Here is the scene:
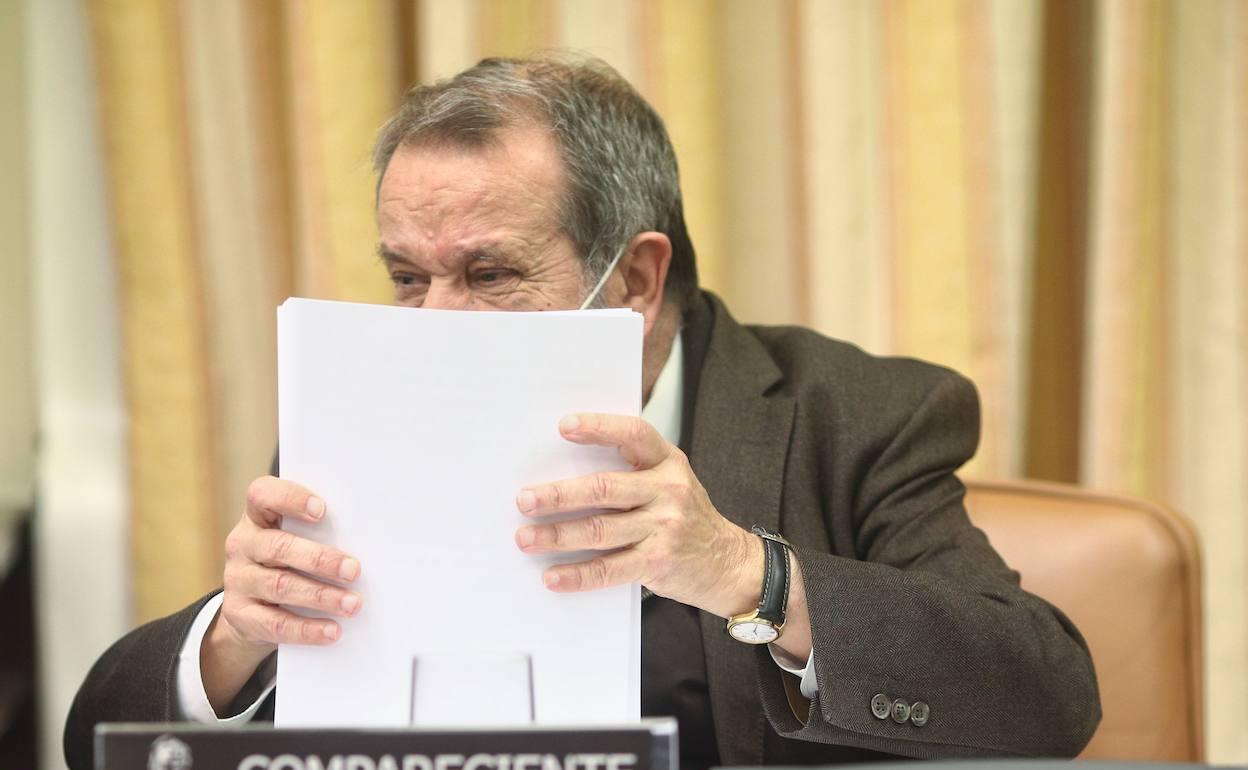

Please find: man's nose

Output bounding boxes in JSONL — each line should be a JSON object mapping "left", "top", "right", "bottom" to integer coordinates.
{"left": 422, "top": 281, "right": 474, "bottom": 310}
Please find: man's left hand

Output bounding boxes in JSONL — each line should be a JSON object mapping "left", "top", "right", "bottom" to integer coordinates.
{"left": 514, "top": 413, "right": 764, "bottom": 619}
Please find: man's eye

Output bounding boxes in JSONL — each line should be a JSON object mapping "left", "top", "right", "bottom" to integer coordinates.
{"left": 390, "top": 273, "right": 419, "bottom": 286}
{"left": 474, "top": 269, "right": 517, "bottom": 285}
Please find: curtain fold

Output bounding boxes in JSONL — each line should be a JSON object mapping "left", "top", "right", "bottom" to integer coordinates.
{"left": 81, "top": 0, "right": 1247, "bottom": 760}
{"left": 90, "top": 0, "right": 222, "bottom": 620}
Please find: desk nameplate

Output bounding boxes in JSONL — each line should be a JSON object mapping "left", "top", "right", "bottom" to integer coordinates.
{"left": 95, "top": 719, "right": 677, "bottom": 770}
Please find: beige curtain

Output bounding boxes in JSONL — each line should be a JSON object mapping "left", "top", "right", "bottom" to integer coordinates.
{"left": 85, "top": 0, "right": 1247, "bottom": 760}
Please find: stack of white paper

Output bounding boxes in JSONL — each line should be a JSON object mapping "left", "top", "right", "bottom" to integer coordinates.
{"left": 274, "top": 298, "right": 643, "bottom": 728}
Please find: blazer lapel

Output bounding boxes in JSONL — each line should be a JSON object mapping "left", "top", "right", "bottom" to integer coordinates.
{"left": 681, "top": 294, "right": 796, "bottom": 766}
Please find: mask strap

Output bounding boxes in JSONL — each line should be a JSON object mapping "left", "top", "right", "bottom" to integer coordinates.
{"left": 578, "top": 246, "right": 628, "bottom": 310}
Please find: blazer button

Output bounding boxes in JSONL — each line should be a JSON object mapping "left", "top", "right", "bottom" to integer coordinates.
{"left": 910, "top": 701, "right": 930, "bottom": 727}
{"left": 891, "top": 698, "right": 911, "bottom": 724}
{"left": 871, "top": 693, "right": 891, "bottom": 720}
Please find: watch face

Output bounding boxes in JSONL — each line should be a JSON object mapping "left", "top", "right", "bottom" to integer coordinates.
{"left": 729, "top": 620, "right": 778, "bottom": 644}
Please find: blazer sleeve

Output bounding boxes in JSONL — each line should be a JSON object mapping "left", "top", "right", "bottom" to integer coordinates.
{"left": 62, "top": 591, "right": 220, "bottom": 770}
{"left": 755, "top": 372, "right": 1101, "bottom": 758}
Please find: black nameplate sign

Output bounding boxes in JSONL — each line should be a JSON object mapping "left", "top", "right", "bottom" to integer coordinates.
{"left": 96, "top": 720, "right": 677, "bottom": 770}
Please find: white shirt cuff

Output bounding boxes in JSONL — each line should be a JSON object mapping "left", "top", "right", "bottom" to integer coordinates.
{"left": 768, "top": 645, "right": 819, "bottom": 699}
{"left": 176, "top": 592, "right": 275, "bottom": 724}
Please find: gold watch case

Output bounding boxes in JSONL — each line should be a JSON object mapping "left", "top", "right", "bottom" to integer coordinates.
{"left": 726, "top": 608, "right": 783, "bottom": 644}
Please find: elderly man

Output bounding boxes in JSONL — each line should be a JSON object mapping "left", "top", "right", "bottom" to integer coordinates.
{"left": 64, "top": 55, "right": 1099, "bottom": 769}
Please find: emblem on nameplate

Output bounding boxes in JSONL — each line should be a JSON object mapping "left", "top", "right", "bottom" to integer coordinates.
{"left": 147, "top": 734, "right": 193, "bottom": 770}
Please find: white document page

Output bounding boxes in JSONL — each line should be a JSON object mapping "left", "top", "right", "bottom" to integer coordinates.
{"left": 275, "top": 298, "right": 643, "bottom": 728}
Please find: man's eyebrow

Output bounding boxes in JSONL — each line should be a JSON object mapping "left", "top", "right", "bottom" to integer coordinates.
{"left": 375, "top": 244, "right": 411, "bottom": 265}
{"left": 374, "top": 243, "right": 524, "bottom": 265}
{"left": 465, "top": 247, "right": 507, "bottom": 262}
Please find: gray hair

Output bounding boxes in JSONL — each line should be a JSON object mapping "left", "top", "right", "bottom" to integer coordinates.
{"left": 372, "top": 54, "right": 698, "bottom": 306}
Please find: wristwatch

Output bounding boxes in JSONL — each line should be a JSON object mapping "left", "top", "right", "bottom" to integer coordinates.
{"left": 726, "top": 526, "right": 792, "bottom": 644}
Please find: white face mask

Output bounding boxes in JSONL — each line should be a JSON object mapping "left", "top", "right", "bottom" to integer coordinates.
{"left": 577, "top": 246, "right": 628, "bottom": 310}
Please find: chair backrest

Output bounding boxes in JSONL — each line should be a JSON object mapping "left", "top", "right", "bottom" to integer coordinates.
{"left": 964, "top": 479, "right": 1204, "bottom": 762}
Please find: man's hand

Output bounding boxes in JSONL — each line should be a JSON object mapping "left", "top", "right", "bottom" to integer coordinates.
{"left": 514, "top": 414, "right": 765, "bottom": 619}
{"left": 201, "top": 476, "right": 361, "bottom": 713}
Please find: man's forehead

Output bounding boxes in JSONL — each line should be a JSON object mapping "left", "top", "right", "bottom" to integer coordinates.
{"left": 373, "top": 123, "right": 572, "bottom": 270}
{"left": 374, "top": 182, "right": 561, "bottom": 245}
{"left": 379, "top": 144, "right": 562, "bottom": 224}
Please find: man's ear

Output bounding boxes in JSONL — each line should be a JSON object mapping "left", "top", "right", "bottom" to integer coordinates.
{"left": 617, "top": 231, "right": 672, "bottom": 336}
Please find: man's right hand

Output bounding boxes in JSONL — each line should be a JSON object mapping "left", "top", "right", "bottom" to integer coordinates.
{"left": 200, "top": 476, "right": 362, "bottom": 714}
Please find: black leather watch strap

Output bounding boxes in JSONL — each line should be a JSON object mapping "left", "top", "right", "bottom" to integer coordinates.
{"left": 751, "top": 525, "right": 791, "bottom": 625}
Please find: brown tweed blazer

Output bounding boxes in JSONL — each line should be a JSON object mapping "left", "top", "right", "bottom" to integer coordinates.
{"left": 63, "top": 291, "right": 1100, "bottom": 769}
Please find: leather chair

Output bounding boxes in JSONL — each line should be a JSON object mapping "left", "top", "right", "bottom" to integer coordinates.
{"left": 964, "top": 480, "right": 1204, "bottom": 761}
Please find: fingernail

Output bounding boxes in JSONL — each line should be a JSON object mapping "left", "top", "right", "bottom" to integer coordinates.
{"left": 323, "top": 624, "right": 339, "bottom": 641}
{"left": 559, "top": 415, "right": 580, "bottom": 433}
{"left": 543, "top": 572, "right": 560, "bottom": 589}
{"left": 339, "top": 558, "right": 360, "bottom": 581}
{"left": 306, "top": 497, "right": 326, "bottom": 520}
{"left": 341, "top": 593, "right": 360, "bottom": 614}
{"left": 516, "top": 527, "right": 535, "bottom": 549}
{"left": 516, "top": 490, "right": 536, "bottom": 513}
